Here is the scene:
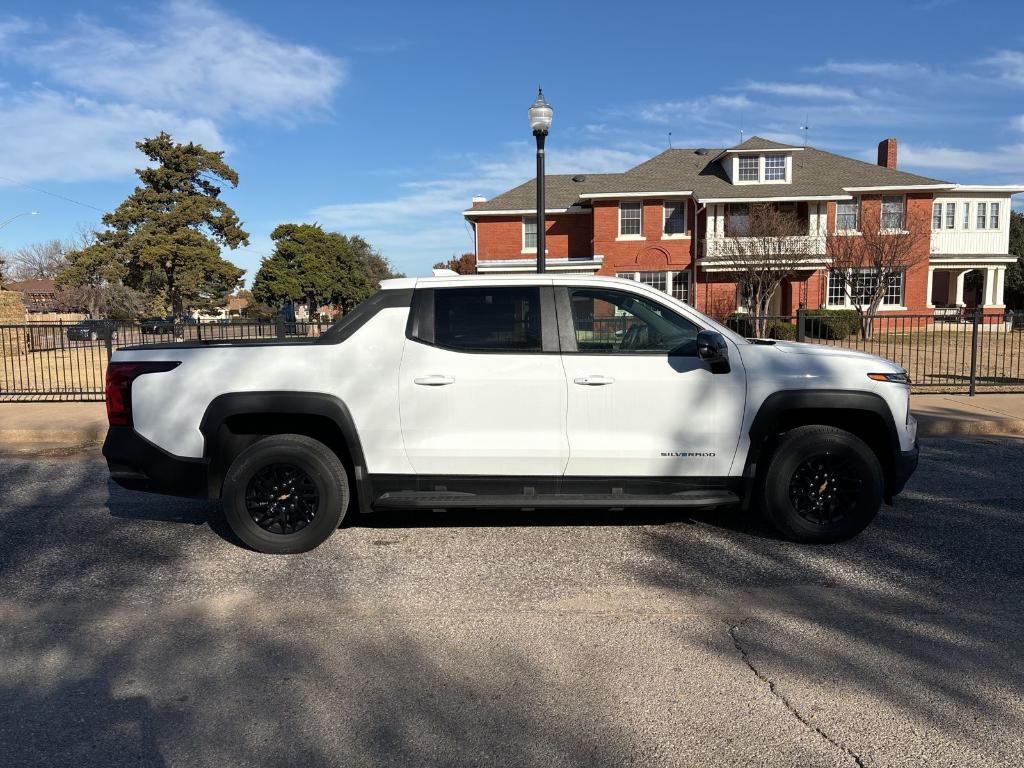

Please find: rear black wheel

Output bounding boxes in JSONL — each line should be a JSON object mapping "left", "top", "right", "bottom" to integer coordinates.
{"left": 222, "top": 434, "right": 348, "bottom": 554}
{"left": 761, "top": 425, "right": 883, "bottom": 543}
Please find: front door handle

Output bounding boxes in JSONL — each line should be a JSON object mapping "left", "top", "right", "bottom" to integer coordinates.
{"left": 574, "top": 375, "right": 615, "bottom": 386}
{"left": 414, "top": 375, "right": 455, "bottom": 386}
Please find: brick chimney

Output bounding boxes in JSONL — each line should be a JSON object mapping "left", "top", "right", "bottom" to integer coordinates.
{"left": 877, "top": 138, "right": 898, "bottom": 169}
{"left": 471, "top": 195, "right": 486, "bottom": 207}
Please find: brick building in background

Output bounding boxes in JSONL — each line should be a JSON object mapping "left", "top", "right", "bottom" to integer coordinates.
{"left": 464, "top": 137, "right": 1021, "bottom": 320}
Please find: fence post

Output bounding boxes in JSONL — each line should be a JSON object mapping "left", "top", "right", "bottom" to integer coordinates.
{"left": 196, "top": 320, "right": 202, "bottom": 342}
{"left": 796, "top": 304, "right": 806, "bottom": 343}
{"left": 276, "top": 316, "right": 286, "bottom": 340}
{"left": 104, "top": 327, "right": 113, "bottom": 359}
{"left": 969, "top": 306, "right": 980, "bottom": 397}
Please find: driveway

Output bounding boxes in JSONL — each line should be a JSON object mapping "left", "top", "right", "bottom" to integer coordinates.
{"left": 1, "top": 437, "right": 1022, "bottom": 767}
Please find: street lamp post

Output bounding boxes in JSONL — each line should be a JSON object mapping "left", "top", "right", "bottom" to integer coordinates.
{"left": 0, "top": 211, "right": 39, "bottom": 230}
{"left": 528, "top": 89, "right": 553, "bottom": 273}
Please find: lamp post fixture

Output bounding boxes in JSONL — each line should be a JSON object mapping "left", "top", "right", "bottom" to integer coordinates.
{"left": 528, "top": 89, "right": 553, "bottom": 273}
{"left": 0, "top": 211, "right": 39, "bottom": 230}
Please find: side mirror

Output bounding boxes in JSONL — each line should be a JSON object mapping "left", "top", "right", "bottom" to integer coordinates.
{"left": 697, "top": 330, "right": 730, "bottom": 374}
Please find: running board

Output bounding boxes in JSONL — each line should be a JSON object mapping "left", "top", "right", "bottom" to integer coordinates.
{"left": 372, "top": 490, "right": 739, "bottom": 511}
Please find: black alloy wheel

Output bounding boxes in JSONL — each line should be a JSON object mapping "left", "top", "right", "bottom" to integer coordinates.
{"left": 787, "top": 453, "right": 862, "bottom": 525}
{"left": 244, "top": 463, "right": 320, "bottom": 534}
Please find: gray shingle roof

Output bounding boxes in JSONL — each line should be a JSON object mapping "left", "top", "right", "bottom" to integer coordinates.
{"left": 466, "top": 136, "right": 951, "bottom": 214}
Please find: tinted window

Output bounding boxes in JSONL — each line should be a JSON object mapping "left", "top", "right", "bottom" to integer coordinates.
{"left": 568, "top": 287, "right": 698, "bottom": 354}
{"left": 433, "top": 287, "right": 542, "bottom": 352}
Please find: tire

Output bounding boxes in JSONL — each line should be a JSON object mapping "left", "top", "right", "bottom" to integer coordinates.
{"left": 222, "top": 434, "right": 349, "bottom": 554}
{"left": 760, "top": 425, "right": 883, "bottom": 544}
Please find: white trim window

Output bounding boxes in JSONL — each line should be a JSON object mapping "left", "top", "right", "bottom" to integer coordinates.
{"left": 671, "top": 271, "right": 691, "bottom": 304}
{"left": 977, "top": 202, "right": 987, "bottom": 229}
{"left": 990, "top": 202, "right": 1000, "bottom": 229}
{"left": 945, "top": 201, "right": 956, "bottom": 229}
{"left": 738, "top": 156, "right": 759, "bottom": 182}
{"left": 638, "top": 271, "right": 666, "bottom": 292}
{"left": 881, "top": 196, "right": 905, "bottom": 230}
{"left": 827, "top": 268, "right": 904, "bottom": 308}
{"left": 837, "top": 199, "right": 860, "bottom": 231}
{"left": 932, "top": 201, "right": 942, "bottom": 230}
{"left": 663, "top": 201, "right": 687, "bottom": 237}
{"left": 764, "top": 154, "right": 786, "bottom": 181}
{"left": 725, "top": 203, "right": 751, "bottom": 236}
{"left": 962, "top": 201, "right": 971, "bottom": 229}
{"left": 522, "top": 216, "right": 537, "bottom": 251}
{"left": 619, "top": 202, "right": 642, "bottom": 236}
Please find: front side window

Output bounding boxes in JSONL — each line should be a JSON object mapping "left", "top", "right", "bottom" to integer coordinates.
{"left": 827, "top": 269, "right": 903, "bottom": 306}
{"left": 738, "top": 156, "right": 759, "bottom": 182}
{"left": 837, "top": 200, "right": 860, "bottom": 231}
{"left": 567, "top": 287, "right": 699, "bottom": 354}
{"left": 522, "top": 216, "right": 537, "bottom": 250}
{"left": 963, "top": 201, "right": 971, "bottom": 229}
{"left": 663, "top": 202, "right": 686, "bottom": 235}
{"left": 884, "top": 271, "right": 904, "bottom": 305}
{"left": 764, "top": 155, "right": 786, "bottom": 181}
{"left": 990, "top": 202, "right": 1000, "bottom": 229}
{"left": 725, "top": 203, "right": 751, "bottom": 236}
{"left": 881, "top": 196, "right": 905, "bottom": 230}
{"left": 432, "top": 286, "right": 542, "bottom": 352}
{"left": 945, "top": 202, "right": 956, "bottom": 229}
{"left": 977, "top": 202, "right": 987, "bottom": 229}
{"left": 932, "top": 202, "right": 942, "bottom": 230}
{"left": 827, "top": 270, "right": 847, "bottom": 305}
{"left": 672, "top": 271, "right": 691, "bottom": 304}
{"left": 619, "top": 202, "right": 642, "bottom": 236}
{"left": 638, "top": 271, "right": 666, "bottom": 292}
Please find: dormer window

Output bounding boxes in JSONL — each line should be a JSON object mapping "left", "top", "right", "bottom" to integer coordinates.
{"left": 738, "top": 156, "right": 758, "bottom": 182}
{"left": 764, "top": 155, "right": 786, "bottom": 181}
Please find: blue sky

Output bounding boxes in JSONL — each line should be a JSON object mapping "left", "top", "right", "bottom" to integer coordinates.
{"left": 1, "top": 0, "right": 1023, "bottom": 281}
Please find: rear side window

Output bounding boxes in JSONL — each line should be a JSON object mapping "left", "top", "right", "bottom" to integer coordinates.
{"left": 427, "top": 286, "right": 543, "bottom": 352}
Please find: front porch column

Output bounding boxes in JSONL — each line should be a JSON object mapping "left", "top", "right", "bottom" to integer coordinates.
{"left": 926, "top": 266, "right": 935, "bottom": 307}
{"left": 995, "top": 267, "right": 1007, "bottom": 306}
{"left": 982, "top": 267, "right": 997, "bottom": 306}
{"left": 952, "top": 269, "right": 967, "bottom": 306}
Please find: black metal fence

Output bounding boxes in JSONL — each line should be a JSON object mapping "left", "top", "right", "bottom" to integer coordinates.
{"left": 0, "top": 318, "right": 330, "bottom": 401}
{"left": 2, "top": 311, "right": 1023, "bottom": 401}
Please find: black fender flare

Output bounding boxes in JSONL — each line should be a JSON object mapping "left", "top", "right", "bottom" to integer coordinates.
{"left": 745, "top": 389, "right": 902, "bottom": 493}
{"left": 199, "top": 391, "right": 372, "bottom": 512}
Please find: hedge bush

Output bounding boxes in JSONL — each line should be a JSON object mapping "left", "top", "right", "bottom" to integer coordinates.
{"left": 804, "top": 309, "right": 860, "bottom": 340}
{"left": 725, "top": 314, "right": 797, "bottom": 340}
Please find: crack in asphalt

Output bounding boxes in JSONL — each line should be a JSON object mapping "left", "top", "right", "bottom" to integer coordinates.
{"left": 728, "top": 619, "right": 866, "bottom": 768}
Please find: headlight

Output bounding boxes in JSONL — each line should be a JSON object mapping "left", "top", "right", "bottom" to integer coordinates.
{"left": 868, "top": 371, "right": 911, "bottom": 384}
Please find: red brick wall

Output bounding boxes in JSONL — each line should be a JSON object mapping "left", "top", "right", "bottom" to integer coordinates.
{"left": 474, "top": 213, "right": 592, "bottom": 261}
{"left": 592, "top": 199, "right": 696, "bottom": 275}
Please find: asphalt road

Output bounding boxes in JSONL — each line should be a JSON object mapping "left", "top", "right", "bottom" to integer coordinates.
{"left": 1, "top": 437, "right": 1022, "bottom": 767}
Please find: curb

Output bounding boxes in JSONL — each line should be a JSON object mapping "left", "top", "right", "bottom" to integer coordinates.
{"left": 914, "top": 416, "right": 1024, "bottom": 438}
{"left": 0, "top": 427, "right": 106, "bottom": 445}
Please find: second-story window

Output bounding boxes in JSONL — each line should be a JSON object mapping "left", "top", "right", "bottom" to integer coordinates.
{"left": 619, "top": 201, "right": 642, "bottom": 236}
{"left": 725, "top": 203, "right": 751, "bottom": 236}
{"left": 977, "top": 202, "right": 987, "bottom": 229}
{"left": 881, "top": 196, "right": 905, "bottom": 230}
{"left": 738, "top": 156, "right": 759, "bottom": 181}
{"left": 990, "top": 202, "right": 1000, "bottom": 229}
{"left": 932, "top": 202, "right": 941, "bottom": 230}
{"left": 963, "top": 201, "right": 971, "bottom": 229}
{"left": 663, "top": 201, "right": 686, "bottom": 236}
{"left": 522, "top": 216, "right": 537, "bottom": 250}
{"left": 764, "top": 155, "right": 786, "bottom": 181}
{"left": 837, "top": 200, "right": 860, "bottom": 231}
{"left": 945, "top": 202, "right": 956, "bottom": 229}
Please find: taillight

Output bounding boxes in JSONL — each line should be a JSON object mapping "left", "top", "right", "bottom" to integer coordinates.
{"left": 105, "top": 362, "right": 180, "bottom": 427}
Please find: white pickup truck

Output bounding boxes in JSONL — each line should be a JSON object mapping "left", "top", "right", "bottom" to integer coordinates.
{"left": 103, "top": 274, "right": 918, "bottom": 554}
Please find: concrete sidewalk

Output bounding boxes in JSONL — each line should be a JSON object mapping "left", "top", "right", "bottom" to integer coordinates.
{"left": 1, "top": 395, "right": 1023, "bottom": 454}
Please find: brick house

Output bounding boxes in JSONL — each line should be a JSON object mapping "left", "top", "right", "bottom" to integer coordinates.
{"left": 464, "top": 137, "right": 1021, "bottom": 321}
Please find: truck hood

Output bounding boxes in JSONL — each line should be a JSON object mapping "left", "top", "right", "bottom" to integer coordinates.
{"left": 768, "top": 340, "right": 902, "bottom": 371}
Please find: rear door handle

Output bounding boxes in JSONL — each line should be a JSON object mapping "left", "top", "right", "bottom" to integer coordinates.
{"left": 573, "top": 375, "right": 615, "bottom": 386}
{"left": 414, "top": 375, "right": 455, "bottom": 386}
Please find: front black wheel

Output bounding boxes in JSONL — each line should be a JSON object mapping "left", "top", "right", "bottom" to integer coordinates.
{"left": 222, "top": 434, "right": 349, "bottom": 554}
{"left": 761, "top": 425, "right": 883, "bottom": 543}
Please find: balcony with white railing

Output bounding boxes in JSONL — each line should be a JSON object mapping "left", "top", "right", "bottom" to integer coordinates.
{"left": 700, "top": 234, "right": 827, "bottom": 269}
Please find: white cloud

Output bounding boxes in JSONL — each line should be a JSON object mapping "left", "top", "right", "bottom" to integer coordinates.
{"left": 814, "top": 60, "right": 930, "bottom": 79}
{"left": 0, "top": 89, "right": 224, "bottom": 184}
{"left": 639, "top": 95, "right": 752, "bottom": 126}
{"left": 19, "top": 1, "right": 344, "bottom": 120}
{"left": 981, "top": 50, "right": 1024, "bottom": 87}
{"left": 900, "top": 142, "right": 1024, "bottom": 174}
{"left": 742, "top": 82, "right": 860, "bottom": 101}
